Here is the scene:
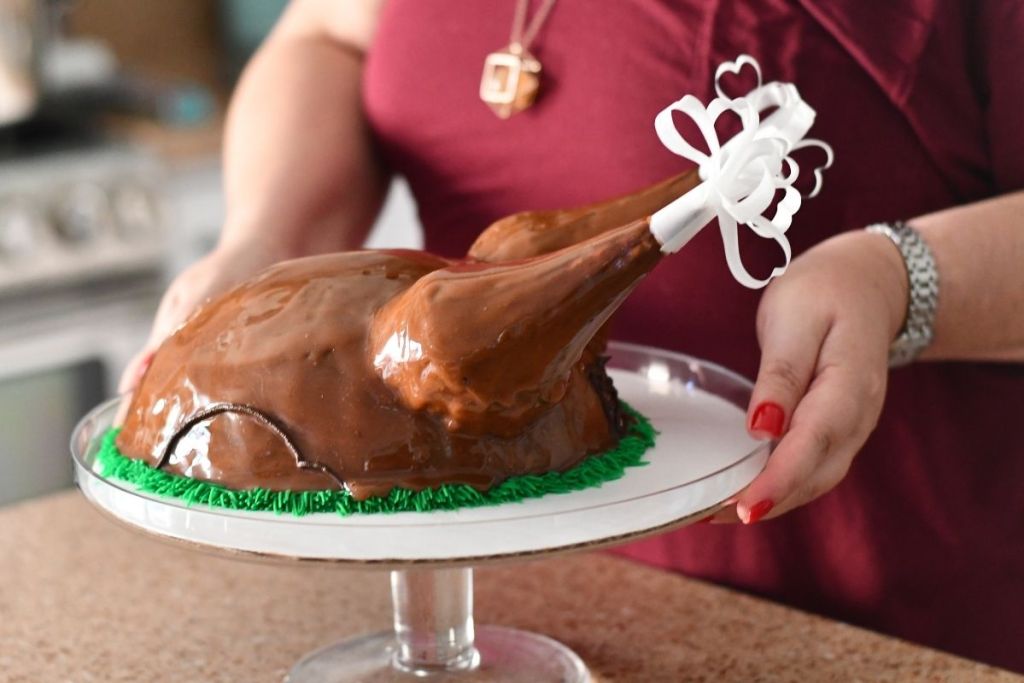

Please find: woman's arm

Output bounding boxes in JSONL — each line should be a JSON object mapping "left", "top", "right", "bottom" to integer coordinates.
{"left": 221, "top": 0, "right": 388, "bottom": 257}
{"left": 715, "top": 190, "right": 1024, "bottom": 524}
{"left": 119, "top": 0, "right": 387, "bottom": 391}
{"left": 916, "top": 191, "right": 1024, "bottom": 362}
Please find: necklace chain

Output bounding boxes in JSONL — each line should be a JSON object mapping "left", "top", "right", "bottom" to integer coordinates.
{"left": 479, "top": 0, "right": 558, "bottom": 118}
{"left": 510, "top": 0, "right": 558, "bottom": 51}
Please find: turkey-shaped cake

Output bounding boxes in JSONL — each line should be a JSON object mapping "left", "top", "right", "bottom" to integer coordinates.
{"left": 111, "top": 54, "right": 831, "bottom": 508}
{"left": 116, "top": 172, "right": 699, "bottom": 500}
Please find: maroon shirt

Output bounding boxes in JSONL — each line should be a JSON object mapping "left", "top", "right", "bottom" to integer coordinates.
{"left": 363, "top": 0, "right": 1024, "bottom": 670}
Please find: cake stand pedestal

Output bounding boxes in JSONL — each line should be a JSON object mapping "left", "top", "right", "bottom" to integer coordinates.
{"left": 71, "top": 342, "right": 770, "bottom": 682}
{"left": 288, "top": 567, "right": 586, "bottom": 682}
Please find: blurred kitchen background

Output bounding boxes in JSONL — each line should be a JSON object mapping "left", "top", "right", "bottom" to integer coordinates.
{"left": 0, "top": 0, "right": 421, "bottom": 506}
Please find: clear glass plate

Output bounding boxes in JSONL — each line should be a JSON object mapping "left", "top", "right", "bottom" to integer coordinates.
{"left": 71, "top": 341, "right": 769, "bottom": 566}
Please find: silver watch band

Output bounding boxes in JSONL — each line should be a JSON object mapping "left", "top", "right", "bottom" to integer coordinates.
{"left": 865, "top": 221, "right": 939, "bottom": 367}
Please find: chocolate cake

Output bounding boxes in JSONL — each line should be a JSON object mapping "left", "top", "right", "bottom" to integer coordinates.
{"left": 115, "top": 171, "right": 699, "bottom": 501}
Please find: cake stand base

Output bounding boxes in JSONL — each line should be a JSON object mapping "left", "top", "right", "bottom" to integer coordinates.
{"left": 286, "top": 568, "right": 588, "bottom": 682}
{"left": 286, "top": 627, "right": 587, "bottom": 683}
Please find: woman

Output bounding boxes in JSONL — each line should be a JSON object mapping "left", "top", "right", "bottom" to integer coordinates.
{"left": 122, "top": 0, "right": 1024, "bottom": 670}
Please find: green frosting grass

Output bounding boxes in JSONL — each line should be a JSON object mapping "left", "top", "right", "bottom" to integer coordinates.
{"left": 95, "top": 403, "right": 656, "bottom": 517}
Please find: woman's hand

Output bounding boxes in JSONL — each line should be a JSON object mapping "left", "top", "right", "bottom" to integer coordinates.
{"left": 715, "top": 230, "right": 910, "bottom": 524}
{"left": 117, "top": 239, "right": 285, "bottom": 394}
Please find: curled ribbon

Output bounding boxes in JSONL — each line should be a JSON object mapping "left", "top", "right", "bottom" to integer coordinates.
{"left": 649, "top": 54, "right": 834, "bottom": 289}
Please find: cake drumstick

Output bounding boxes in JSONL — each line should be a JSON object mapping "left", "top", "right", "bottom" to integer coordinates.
{"left": 468, "top": 170, "right": 700, "bottom": 263}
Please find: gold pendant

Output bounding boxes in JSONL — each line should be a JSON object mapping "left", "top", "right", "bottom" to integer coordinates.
{"left": 479, "top": 43, "right": 542, "bottom": 119}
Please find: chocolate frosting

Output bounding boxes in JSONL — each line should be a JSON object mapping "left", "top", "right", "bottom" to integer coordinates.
{"left": 370, "top": 220, "right": 661, "bottom": 437}
{"left": 116, "top": 171, "right": 697, "bottom": 499}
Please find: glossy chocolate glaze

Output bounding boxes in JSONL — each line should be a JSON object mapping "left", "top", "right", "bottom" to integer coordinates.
{"left": 371, "top": 219, "right": 661, "bottom": 437}
{"left": 466, "top": 168, "right": 699, "bottom": 360}
{"left": 468, "top": 170, "right": 699, "bottom": 262}
{"left": 117, "top": 172, "right": 693, "bottom": 499}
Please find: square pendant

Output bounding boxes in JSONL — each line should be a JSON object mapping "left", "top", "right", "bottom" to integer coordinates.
{"left": 480, "top": 47, "right": 542, "bottom": 119}
{"left": 480, "top": 50, "right": 523, "bottom": 106}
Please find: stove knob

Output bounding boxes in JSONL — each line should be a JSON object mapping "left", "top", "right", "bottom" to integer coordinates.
{"left": 0, "top": 199, "right": 46, "bottom": 260}
{"left": 53, "top": 182, "right": 114, "bottom": 245}
{"left": 112, "top": 183, "right": 160, "bottom": 241}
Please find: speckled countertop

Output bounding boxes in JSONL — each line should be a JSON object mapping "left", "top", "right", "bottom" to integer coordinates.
{"left": 0, "top": 492, "right": 1018, "bottom": 683}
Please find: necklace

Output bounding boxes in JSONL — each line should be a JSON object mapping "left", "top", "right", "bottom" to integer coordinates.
{"left": 479, "top": 0, "right": 559, "bottom": 119}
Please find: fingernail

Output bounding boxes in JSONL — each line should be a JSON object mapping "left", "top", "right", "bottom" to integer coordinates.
{"left": 750, "top": 402, "right": 785, "bottom": 439}
{"left": 744, "top": 499, "right": 774, "bottom": 524}
{"left": 136, "top": 351, "right": 156, "bottom": 381}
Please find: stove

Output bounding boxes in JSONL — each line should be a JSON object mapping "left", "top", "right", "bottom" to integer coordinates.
{"left": 0, "top": 119, "right": 166, "bottom": 298}
{"left": 0, "top": 118, "right": 169, "bottom": 506}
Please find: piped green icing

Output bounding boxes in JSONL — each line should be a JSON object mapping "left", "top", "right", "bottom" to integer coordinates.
{"left": 94, "top": 402, "right": 656, "bottom": 517}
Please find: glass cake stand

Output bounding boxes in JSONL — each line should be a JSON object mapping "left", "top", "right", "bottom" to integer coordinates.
{"left": 71, "top": 342, "right": 770, "bottom": 682}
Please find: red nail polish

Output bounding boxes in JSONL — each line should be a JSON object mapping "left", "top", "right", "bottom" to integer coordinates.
{"left": 750, "top": 402, "right": 785, "bottom": 439}
{"left": 136, "top": 351, "right": 156, "bottom": 380}
{"left": 746, "top": 499, "right": 774, "bottom": 524}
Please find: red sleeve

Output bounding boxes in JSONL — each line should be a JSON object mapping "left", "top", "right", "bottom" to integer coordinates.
{"left": 977, "top": 2, "right": 1024, "bottom": 191}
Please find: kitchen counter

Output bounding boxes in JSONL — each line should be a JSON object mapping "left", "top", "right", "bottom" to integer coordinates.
{"left": 1, "top": 492, "right": 1017, "bottom": 683}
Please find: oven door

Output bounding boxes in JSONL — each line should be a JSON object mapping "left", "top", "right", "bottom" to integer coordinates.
{"left": 0, "top": 278, "right": 158, "bottom": 506}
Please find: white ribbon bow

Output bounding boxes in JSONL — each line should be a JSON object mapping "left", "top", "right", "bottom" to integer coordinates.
{"left": 649, "top": 55, "right": 834, "bottom": 289}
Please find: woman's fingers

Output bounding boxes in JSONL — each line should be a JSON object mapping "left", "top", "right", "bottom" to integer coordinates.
{"left": 735, "top": 318, "right": 888, "bottom": 523}
{"left": 117, "top": 348, "right": 156, "bottom": 394}
{"left": 736, "top": 368, "right": 857, "bottom": 521}
{"left": 115, "top": 247, "right": 240, "bottom": 395}
{"left": 692, "top": 231, "right": 900, "bottom": 528}
{"left": 746, "top": 288, "right": 828, "bottom": 440}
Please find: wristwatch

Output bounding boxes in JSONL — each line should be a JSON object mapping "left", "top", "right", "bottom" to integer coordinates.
{"left": 865, "top": 221, "right": 940, "bottom": 367}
